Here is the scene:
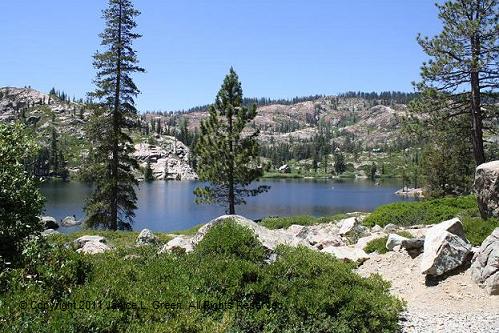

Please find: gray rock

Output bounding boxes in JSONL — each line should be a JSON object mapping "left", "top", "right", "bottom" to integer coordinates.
{"left": 74, "top": 235, "right": 107, "bottom": 249}
{"left": 41, "top": 229, "right": 60, "bottom": 237}
{"left": 384, "top": 223, "right": 399, "bottom": 233}
{"left": 470, "top": 227, "right": 499, "bottom": 295}
{"left": 321, "top": 246, "right": 370, "bottom": 264}
{"left": 474, "top": 161, "right": 499, "bottom": 218}
{"left": 40, "top": 216, "right": 59, "bottom": 230}
{"left": 295, "top": 223, "right": 344, "bottom": 249}
{"left": 61, "top": 216, "right": 82, "bottom": 227}
{"left": 77, "top": 241, "right": 111, "bottom": 254}
{"left": 159, "top": 235, "right": 194, "bottom": 253}
{"left": 386, "top": 233, "right": 409, "bottom": 251}
{"left": 400, "top": 238, "right": 425, "bottom": 251}
{"left": 371, "top": 225, "right": 383, "bottom": 233}
{"left": 420, "top": 218, "right": 472, "bottom": 276}
{"left": 136, "top": 228, "right": 158, "bottom": 246}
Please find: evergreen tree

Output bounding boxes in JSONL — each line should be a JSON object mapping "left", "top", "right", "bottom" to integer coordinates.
{"left": 194, "top": 68, "right": 269, "bottom": 214}
{"left": 370, "top": 162, "right": 377, "bottom": 181}
{"left": 334, "top": 151, "right": 346, "bottom": 174}
{"left": 144, "top": 158, "right": 154, "bottom": 182}
{"left": 84, "top": 0, "right": 144, "bottom": 230}
{"left": 416, "top": 0, "right": 498, "bottom": 166}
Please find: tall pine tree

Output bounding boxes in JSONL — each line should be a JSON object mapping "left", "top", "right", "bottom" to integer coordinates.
{"left": 194, "top": 68, "right": 269, "bottom": 214}
{"left": 84, "top": 0, "right": 144, "bottom": 230}
{"left": 416, "top": 0, "right": 498, "bottom": 166}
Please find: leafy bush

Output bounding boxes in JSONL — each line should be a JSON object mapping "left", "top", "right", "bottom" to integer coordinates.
{"left": 364, "top": 237, "right": 389, "bottom": 254}
{"left": 462, "top": 216, "right": 499, "bottom": 246}
{"left": 195, "top": 220, "right": 267, "bottom": 263}
{"left": 364, "top": 195, "right": 497, "bottom": 245}
{"left": 363, "top": 196, "right": 476, "bottom": 227}
{"left": 0, "top": 226, "right": 405, "bottom": 332}
{"left": 0, "top": 123, "right": 45, "bottom": 267}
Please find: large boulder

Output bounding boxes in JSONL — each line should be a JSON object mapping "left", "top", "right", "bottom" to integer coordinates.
{"left": 475, "top": 161, "right": 499, "bottom": 218}
{"left": 158, "top": 215, "right": 311, "bottom": 254}
{"left": 420, "top": 218, "right": 472, "bottom": 276}
{"left": 74, "top": 235, "right": 107, "bottom": 248}
{"left": 77, "top": 241, "right": 111, "bottom": 254}
{"left": 192, "top": 215, "right": 309, "bottom": 251}
{"left": 136, "top": 228, "right": 159, "bottom": 246}
{"left": 74, "top": 235, "right": 110, "bottom": 254}
{"left": 159, "top": 235, "right": 194, "bottom": 253}
{"left": 470, "top": 228, "right": 499, "bottom": 295}
{"left": 61, "top": 216, "right": 82, "bottom": 227}
{"left": 40, "top": 216, "right": 59, "bottom": 230}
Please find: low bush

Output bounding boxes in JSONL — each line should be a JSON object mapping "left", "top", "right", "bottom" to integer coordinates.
{"left": 0, "top": 220, "right": 405, "bottom": 333}
{"left": 363, "top": 195, "right": 497, "bottom": 246}
{"left": 195, "top": 220, "right": 267, "bottom": 263}
{"left": 364, "top": 237, "right": 389, "bottom": 254}
{"left": 363, "top": 196, "right": 476, "bottom": 227}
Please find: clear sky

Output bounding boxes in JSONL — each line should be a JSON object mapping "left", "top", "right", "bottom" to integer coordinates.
{"left": 0, "top": 0, "right": 443, "bottom": 111}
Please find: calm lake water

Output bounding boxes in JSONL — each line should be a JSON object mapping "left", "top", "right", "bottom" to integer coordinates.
{"left": 40, "top": 179, "right": 412, "bottom": 232}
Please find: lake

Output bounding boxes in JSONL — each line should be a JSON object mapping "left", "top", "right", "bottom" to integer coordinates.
{"left": 40, "top": 179, "right": 412, "bottom": 232}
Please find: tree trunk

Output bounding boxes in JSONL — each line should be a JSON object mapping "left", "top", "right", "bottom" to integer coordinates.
{"left": 110, "top": 2, "right": 123, "bottom": 231}
{"left": 470, "top": 26, "right": 486, "bottom": 166}
{"left": 228, "top": 112, "right": 235, "bottom": 215}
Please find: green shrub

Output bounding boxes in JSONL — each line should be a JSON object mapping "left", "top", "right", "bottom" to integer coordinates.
{"left": 195, "top": 219, "right": 267, "bottom": 263}
{"left": 0, "top": 123, "right": 45, "bottom": 267}
{"left": 363, "top": 196, "right": 476, "bottom": 227}
{"left": 364, "top": 236, "right": 389, "bottom": 254}
{"left": 1, "top": 231, "right": 405, "bottom": 332}
{"left": 364, "top": 195, "right": 497, "bottom": 246}
{"left": 462, "top": 216, "right": 499, "bottom": 246}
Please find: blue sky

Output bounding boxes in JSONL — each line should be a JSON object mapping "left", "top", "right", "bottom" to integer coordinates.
{"left": 0, "top": 0, "right": 442, "bottom": 111}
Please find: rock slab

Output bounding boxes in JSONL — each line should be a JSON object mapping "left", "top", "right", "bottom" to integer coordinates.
{"left": 474, "top": 161, "right": 499, "bottom": 218}
{"left": 470, "top": 227, "right": 499, "bottom": 295}
{"left": 420, "top": 218, "right": 471, "bottom": 276}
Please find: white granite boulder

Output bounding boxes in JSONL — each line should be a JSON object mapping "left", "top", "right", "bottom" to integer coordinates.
{"left": 74, "top": 235, "right": 110, "bottom": 254}
{"left": 470, "top": 227, "right": 499, "bottom": 295}
{"left": 474, "top": 161, "right": 499, "bottom": 218}
{"left": 386, "top": 233, "right": 409, "bottom": 251}
{"left": 420, "top": 218, "right": 472, "bottom": 276}
{"left": 136, "top": 228, "right": 159, "bottom": 246}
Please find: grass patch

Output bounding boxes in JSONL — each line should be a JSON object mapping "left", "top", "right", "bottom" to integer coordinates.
{"left": 1, "top": 220, "right": 405, "bottom": 332}
{"left": 260, "top": 213, "right": 350, "bottom": 230}
{"left": 363, "top": 195, "right": 498, "bottom": 246}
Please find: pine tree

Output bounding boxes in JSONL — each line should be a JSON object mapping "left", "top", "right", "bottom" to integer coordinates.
{"left": 194, "top": 68, "right": 269, "bottom": 214}
{"left": 144, "top": 158, "right": 154, "bottom": 182}
{"left": 416, "top": 0, "right": 498, "bottom": 166}
{"left": 84, "top": 0, "right": 144, "bottom": 230}
{"left": 334, "top": 151, "right": 346, "bottom": 174}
